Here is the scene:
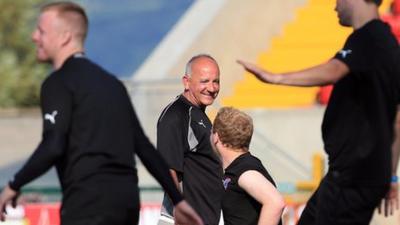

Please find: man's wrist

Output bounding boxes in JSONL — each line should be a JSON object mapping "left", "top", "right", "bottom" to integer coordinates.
{"left": 8, "top": 180, "right": 20, "bottom": 192}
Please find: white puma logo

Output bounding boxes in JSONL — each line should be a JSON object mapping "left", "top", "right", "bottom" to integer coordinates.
{"left": 44, "top": 110, "right": 58, "bottom": 124}
{"left": 339, "top": 49, "right": 352, "bottom": 58}
{"left": 198, "top": 120, "right": 206, "bottom": 128}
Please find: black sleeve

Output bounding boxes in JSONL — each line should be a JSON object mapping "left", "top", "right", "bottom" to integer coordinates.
{"left": 9, "top": 76, "right": 71, "bottom": 191}
{"left": 130, "top": 103, "right": 183, "bottom": 205}
{"left": 157, "top": 110, "right": 186, "bottom": 173}
{"left": 334, "top": 33, "right": 372, "bottom": 77}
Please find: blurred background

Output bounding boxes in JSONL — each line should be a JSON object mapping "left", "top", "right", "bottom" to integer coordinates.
{"left": 1, "top": 0, "right": 400, "bottom": 224}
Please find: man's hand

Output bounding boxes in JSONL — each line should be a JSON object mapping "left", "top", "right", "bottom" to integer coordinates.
{"left": 236, "top": 60, "right": 278, "bottom": 84}
{"left": 378, "top": 182, "right": 399, "bottom": 217}
{"left": 173, "top": 200, "right": 203, "bottom": 225}
{"left": 0, "top": 184, "right": 19, "bottom": 221}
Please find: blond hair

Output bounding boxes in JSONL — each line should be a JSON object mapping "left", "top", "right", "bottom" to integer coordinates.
{"left": 41, "top": 1, "right": 88, "bottom": 43}
{"left": 213, "top": 107, "right": 253, "bottom": 151}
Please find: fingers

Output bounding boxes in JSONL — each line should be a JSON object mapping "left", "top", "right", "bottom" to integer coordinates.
{"left": 11, "top": 197, "right": 17, "bottom": 208}
{"left": 236, "top": 59, "right": 246, "bottom": 66}
{"left": 236, "top": 60, "right": 256, "bottom": 71}
{"left": 378, "top": 200, "right": 382, "bottom": 214}
{"left": 174, "top": 201, "right": 204, "bottom": 225}
{"left": 0, "top": 203, "right": 6, "bottom": 222}
{"left": 385, "top": 198, "right": 389, "bottom": 217}
{"left": 0, "top": 186, "right": 19, "bottom": 221}
{"left": 236, "top": 60, "right": 251, "bottom": 71}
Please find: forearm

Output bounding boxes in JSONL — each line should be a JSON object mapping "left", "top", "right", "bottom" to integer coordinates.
{"left": 276, "top": 59, "right": 348, "bottom": 87}
{"left": 169, "top": 169, "right": 182, "bottom": 193}
{"left": 392, "top": 141, "right": 400, "bottom": 175}
{"left": 392, "top": 110, "right": 400, "bottom": 175}
{"left": 136, "top": 136, "right": 183, "bottom": 205}
{"left": 10, "top": 132, "right": 65, "bottom": 191}
{"left": 258, "top": 204, "right": 284, "bottom": 225}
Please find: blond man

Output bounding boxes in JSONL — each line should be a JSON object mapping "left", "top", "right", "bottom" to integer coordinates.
{"left": 211, "top": 107, "right": 285, "bottom": 225}
{"left": 0, "top": 2, "right": 202, "bottom": 225}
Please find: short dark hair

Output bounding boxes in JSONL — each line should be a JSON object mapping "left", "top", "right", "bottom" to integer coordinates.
{"left": 41, "top": 1, "right": 88, "bottom": 42}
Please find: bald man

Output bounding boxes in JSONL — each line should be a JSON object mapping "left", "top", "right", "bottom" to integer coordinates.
{"left": 157, "top": 55, "right": 224, "bottom": 225}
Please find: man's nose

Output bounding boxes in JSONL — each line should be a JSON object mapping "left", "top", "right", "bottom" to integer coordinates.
{"left": 207, "top": 83, "right": 218, "bottom": 93}
{"left": 32, "top": 30, "right": 38, "bottom": 42}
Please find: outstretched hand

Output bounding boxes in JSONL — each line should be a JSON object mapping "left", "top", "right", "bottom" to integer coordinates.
{"left": 174, "top": 200, "right": 204, "bottom": 225}
{"left": 0, "top": 184, "right": 19, "bottom": 221}
{"left": 236, "top": 60, "right": 277, "bottom": 84}
{"left": 378, "top": 182, "right": 399, "bottom": 217}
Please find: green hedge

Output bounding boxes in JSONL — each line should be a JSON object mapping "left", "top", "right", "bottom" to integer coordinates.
{"left": 0, "top": 0, "right": 50, "bottom": 107}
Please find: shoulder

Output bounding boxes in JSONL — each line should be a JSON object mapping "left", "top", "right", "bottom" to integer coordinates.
{"left": 359, "top": 20, "right": 396, "bottom": 46}
{"left": 41, "top": 71, "right": 66, "bottom": 91}
{"left": 240, "top": 153, "right": 263, "bottom": 169}
{"left": 234, "top": 154, "right": 274, "bottom": 180}
{"left": 158, "top": 97, "right": 190, "bottom": 123}
{"left": 61, "top": 57, "right": 116, "bottom": 79}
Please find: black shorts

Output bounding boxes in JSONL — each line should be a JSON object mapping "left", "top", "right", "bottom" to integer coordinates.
{"left": 298, "top": 173, "right": 388, "bottom": 225}
{"left": 61, "top": 208, "right": 139, "bottom": 225}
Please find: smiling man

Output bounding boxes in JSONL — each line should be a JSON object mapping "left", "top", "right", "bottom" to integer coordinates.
{"left": 157, "top": 54, "right": 224, "bottom": 225}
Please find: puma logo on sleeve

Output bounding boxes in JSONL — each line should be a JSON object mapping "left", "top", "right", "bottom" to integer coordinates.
{"left": 338, "top": 49, "right": 352, "bottom": 58}
{"left": 44, "top": 110, "right": 58, "bottom": 124}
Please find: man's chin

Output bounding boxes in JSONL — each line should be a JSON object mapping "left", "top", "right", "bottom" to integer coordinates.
{"left": 36, "top": 57, "right": 51, "bottom": 64}
{"left": 201, "top": 98, "right": 216, "bottom": 106}
{"left": 202, "top": 101, "right": 214, "bottom": 107}
{"left": 338, "top": 19, "right": 351, "bottom": 27}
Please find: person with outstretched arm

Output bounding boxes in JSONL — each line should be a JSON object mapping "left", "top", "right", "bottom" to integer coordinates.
{"left": 237, "top": 0, "right": 400, "bottom": 224}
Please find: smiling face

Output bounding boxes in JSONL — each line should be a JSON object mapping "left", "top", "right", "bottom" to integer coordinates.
{"left": 183, "top": 56, "right": 220, "bottom": 108}
{"left": 31, "top": 10, "right": 65, "bottom": 64}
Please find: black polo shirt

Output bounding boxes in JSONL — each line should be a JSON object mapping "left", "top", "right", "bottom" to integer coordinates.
{"left": 158, "top": 95, "right": 224, "bottom": 225}
{"left": 222, "top": 152, "right": 281, "bottom": 225}
{"left": 9, "top": 55, "right": 182, "bottom": 219}
{"left": 323, "top": 19, "right": 400, "bottom": 186}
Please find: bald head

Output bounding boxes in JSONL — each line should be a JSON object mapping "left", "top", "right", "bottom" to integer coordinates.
{"left": 185, "top": 54, "right": 219, "bottom": 77}
{"left": 41, "top": 1, "right": 88, "bottom": 44}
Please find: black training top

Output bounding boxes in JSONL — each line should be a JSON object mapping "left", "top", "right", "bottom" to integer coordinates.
{"left": 9, "top": 55, "right": 183, "bottom": 218}
{"left": 157, "top": 95, "right": 224, "bottom": 225}
{"left": 324, "top": 19, "right": 400, "bottom": 186}
{"left": 222, "top": 152, "right": 282, "bottom": 225}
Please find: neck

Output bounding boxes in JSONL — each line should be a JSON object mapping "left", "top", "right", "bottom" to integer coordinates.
{"left": 220, "top": 146, "right": 246, "bottom": 170}
{"left": 182, "top": 92, "right": 205, "bottom": 109}
{"left": 352, "top": 3, "right": 379, "bottom": 29}
{"left": 52, "top": 45, "right": 84, "bottom": 70}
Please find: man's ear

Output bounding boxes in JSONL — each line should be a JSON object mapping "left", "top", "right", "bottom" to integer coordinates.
{"left": 182, "top": 75, "right": 190, "bottom": 91}
{"left": 60, "top": 30, "right": 72, "bottom": 47}
{"left": 213, "top": 132, "right": 220, "bottom": 144}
